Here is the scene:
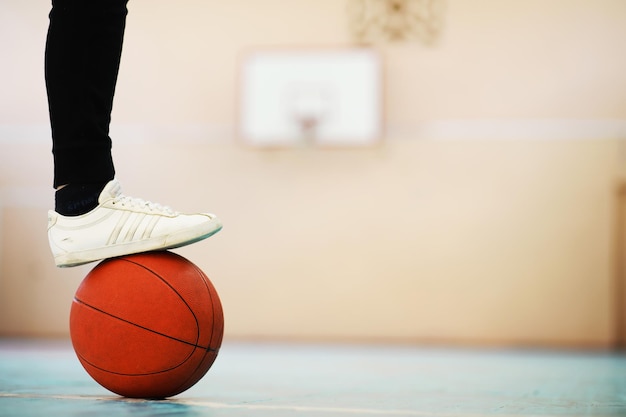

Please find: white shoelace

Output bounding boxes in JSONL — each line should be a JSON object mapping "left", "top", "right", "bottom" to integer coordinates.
{"left": 112, "top": 194, "right": 179, "bottom": 215}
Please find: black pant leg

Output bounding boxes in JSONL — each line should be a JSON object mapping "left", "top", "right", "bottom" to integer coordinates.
{"left": 45, "top": 0, "right": 129, "bottom": 188}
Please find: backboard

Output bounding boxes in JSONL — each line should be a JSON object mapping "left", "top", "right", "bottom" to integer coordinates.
{"left": 238, "top": 48, "right": 383, "bottom": 147}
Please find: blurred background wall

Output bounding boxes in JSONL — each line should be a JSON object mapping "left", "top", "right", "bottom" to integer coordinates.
{"left": 1, "top": 0, "right": 626, "bottom": 348}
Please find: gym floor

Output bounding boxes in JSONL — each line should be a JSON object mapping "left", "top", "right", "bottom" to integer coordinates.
{"left": 0, "top": 339, "right": 625, "bottom": 417}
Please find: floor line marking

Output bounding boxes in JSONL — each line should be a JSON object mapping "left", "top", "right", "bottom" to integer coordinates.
{"left": 0, "top": 392, "right": 569, "bottom": 417}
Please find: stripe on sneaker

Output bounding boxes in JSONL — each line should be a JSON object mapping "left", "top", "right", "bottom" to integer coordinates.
{"left": 107, "top": 212, "right": 131, "bottom": 245}
{"left": 142, "top": 214, "right": 160, "bottom": 239}
{"left": 124, "top": 213, "right": 147, "bottom": 242}
{"left": 108, "top": 212, "right": 162, "bottom": 244}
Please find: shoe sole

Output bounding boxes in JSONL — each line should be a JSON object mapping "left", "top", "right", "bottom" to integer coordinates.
{"left": 54, "top": 220, "right": 222, "bottom": 268}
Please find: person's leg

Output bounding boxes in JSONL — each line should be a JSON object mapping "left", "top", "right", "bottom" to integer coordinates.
{"left": 45, "top": 0, "right": 222, "bottom": 268}
{"left": 45, "top": 0, "right": 128, "bottom": 204}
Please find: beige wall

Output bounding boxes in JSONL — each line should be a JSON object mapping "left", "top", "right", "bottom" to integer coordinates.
{"left": 1, "top": 0, "right": 626, "bottom": 348}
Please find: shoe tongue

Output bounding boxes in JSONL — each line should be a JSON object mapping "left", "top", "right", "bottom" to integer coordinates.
{"left": 98, "top": 180, "right": 122, "bottom": 203}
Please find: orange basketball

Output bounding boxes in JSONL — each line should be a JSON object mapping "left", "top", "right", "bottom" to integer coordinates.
{"left": 69, "top": 251, "right": 224, "bottom": 399}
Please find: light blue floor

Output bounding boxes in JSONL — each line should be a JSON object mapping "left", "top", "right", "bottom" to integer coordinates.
{"left": 1, "top": 339, "right": 625, "bottom": 416}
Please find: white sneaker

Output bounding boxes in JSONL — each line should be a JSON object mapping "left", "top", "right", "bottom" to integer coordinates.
{"left": 48, "top": 179, "right": 222, "bottom": 267}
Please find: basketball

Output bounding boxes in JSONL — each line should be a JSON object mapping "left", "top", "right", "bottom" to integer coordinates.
{"left": 69, "top": 251, "right": 224, "bottom": 399}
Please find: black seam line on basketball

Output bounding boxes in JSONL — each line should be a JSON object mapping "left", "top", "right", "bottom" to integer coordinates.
{"left": 73, "top": 297, "right": 216, "bottom": 353}
{"left": 117, "top": 255, "right": 203, "bottom": 347}
{"left": 74, "top": 344, "right": 217, "bottom": 377}
{"left": 122, "top": 254, "right": 223, "bottom": 353}
{"left": 171, "top": 262, "right": 221, "bottom": 395}
{"left": 190, "top": 260, "right": 220, "bottom": 351}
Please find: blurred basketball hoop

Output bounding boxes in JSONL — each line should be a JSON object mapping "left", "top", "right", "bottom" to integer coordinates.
{"left": 287, "top": 82, "right": 333, "bottom": 141}
{"left": 238, "top": 48, "right": 382, "bottom": 147}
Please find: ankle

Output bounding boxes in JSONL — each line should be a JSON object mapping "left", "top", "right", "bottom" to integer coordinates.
{"left": 55, "top": 182, "right": 107, "bottom": 216}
